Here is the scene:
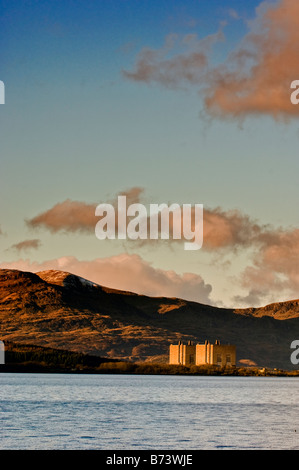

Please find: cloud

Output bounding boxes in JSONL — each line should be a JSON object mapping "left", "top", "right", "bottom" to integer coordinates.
{"left": 25, "top": 189, "right": 270, "bottom": 251}
{"left": 24, "top": 188, "right": 299, "bottom": 305}
{"left": 232, "top": 289, "right": 268, "bottom": 308}
{"left": 237, "top": 227, "right": 299, "bottom": 301}
{"left": 0, "top": 254, "right": 213, "bottom": 305}
{"left": 123, "top": 0, "right": 299, "bottom": 121}
{"left": 26, "top": 199, "right": 97, "bottom": 234}
{"left": 8, "top": 239, "right": 42, "bottom": 252}
{"left": 122, "top": 31, "right": 223, "bottom": 88}
{"left": 202, "top": 207, "right": 265, "bottom": 250}
{"left": 26, "top": 187, "right": 144, "bottom": 234}
{"left": 228, "top": 8, "right": 241, "bottom": 20}
{"left": 203, "top": 208, "right": 299, "bottom": 305}
{"left": 204, "top": 0, "right": 299, "bottom": 121}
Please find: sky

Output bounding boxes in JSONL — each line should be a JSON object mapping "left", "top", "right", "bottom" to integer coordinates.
{"left": 1, "top": 0, "right": 299, "bottom": 308}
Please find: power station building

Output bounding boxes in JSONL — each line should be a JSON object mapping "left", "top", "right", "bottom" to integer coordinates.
{"left": 169, "top": 340, "right": 236, "bottom": 367}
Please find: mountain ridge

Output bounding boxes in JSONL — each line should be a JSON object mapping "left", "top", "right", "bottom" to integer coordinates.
{"left": 1, "top": 268, "right": 299, "bottom": 369}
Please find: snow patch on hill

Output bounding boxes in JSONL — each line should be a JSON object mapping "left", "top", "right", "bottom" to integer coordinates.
{"left": 36, "top": 270, "right": 99, "bottom": 289}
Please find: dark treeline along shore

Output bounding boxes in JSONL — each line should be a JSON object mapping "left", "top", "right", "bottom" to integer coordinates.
{"left": 1, "top": 341, "right": 299, "bottom": 377}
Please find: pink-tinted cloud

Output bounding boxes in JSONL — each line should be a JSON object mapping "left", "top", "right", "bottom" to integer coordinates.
{"left": 26, "top": 199, "right": 96, "bottom": 233}
{"left": 123, "top": 0, "right": 299, "bottom": 121}
{"left": 236, "top": 227, "right": 299, "bottom": 304}
{"left": 24, "top": 186, "right": 278, "bottom": 256}
{"left": 23, "top": 187, "right": 299, "bottom": 305}
{"left": 0, "top": 254, "right": 213, "bottom": 305}
{"left": 8, "top": 239, "right": 42, "bottom": 252}
{"left": 25, "top": 192, "right": 269, "bottom": 251}
{"left": 26, "top": 187, "right": 144, "bottom": 234}
{"left": 204, "top": 0, "right": 299, "bottom": 121}
{"left": 202, "top": 207, "right": 264, "bottom": 250}
{"left": 6, "top": 218, "right": 299, "bottom": 307}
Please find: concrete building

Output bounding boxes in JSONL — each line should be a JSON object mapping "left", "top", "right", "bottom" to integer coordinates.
{"left": 169, "top": 340, "right": 196, "bottom": 366}
{"left": 169, "top": 340, "right": 236, "bottom": 367}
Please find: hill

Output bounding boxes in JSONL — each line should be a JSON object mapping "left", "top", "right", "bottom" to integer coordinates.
{"left": 0, "top": 268, "right": 299, "bottom": 369}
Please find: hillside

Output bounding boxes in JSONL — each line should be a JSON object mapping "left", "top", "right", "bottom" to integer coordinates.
{"left": 0, "top": 268, "right": 299, "bottom": 369}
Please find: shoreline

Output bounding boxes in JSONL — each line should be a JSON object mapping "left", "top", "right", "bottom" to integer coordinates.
{"left": 2, "top": 340, "right": 298, "bottom": 377}
{"left": 1, "top": 362, "right": 299, "bottom": 377}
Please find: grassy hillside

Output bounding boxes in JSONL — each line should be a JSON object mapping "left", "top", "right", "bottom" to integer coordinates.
{"left": 1, "top": 268, "right": 299, "bottom": 369}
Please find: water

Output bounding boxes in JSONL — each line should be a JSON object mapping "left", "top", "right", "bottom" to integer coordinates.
{"left": 0, "top": 373, "right": 299, "bottom": 450}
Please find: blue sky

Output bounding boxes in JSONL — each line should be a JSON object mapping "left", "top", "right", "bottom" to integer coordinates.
{"left": 1, "top": 0, "right": 299, "bottom": 308}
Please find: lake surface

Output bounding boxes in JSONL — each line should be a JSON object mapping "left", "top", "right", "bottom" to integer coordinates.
{"left": 0, "top": 373, "right": 299, "bottom": 450}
